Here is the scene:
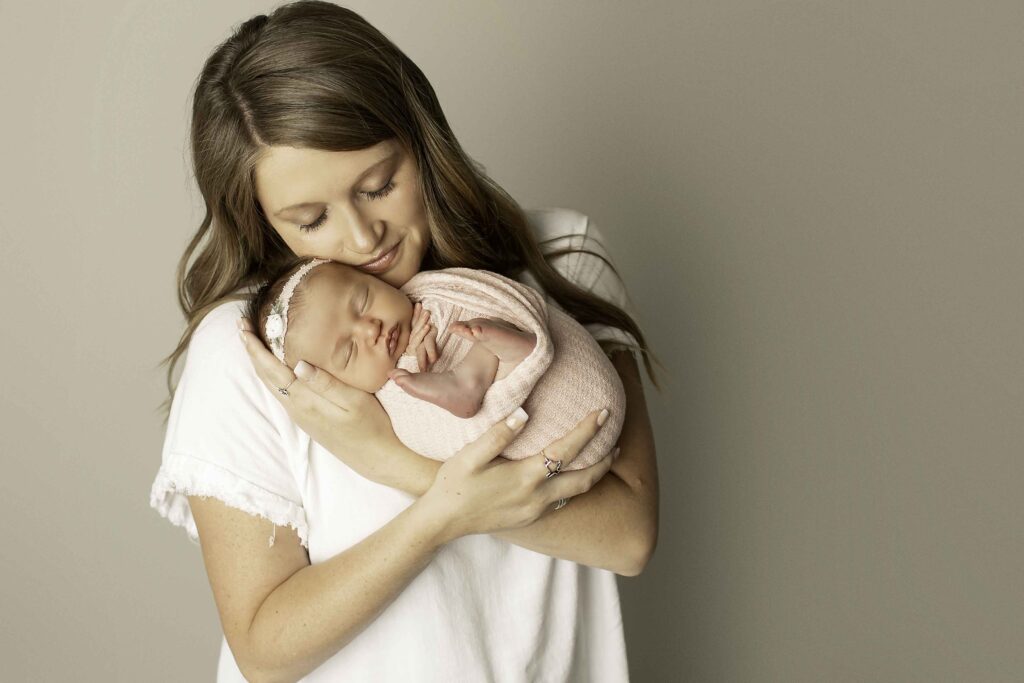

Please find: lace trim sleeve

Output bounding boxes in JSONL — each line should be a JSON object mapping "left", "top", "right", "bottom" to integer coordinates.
{"left": 149, "top": 451, "right": 310, "bottom": 549}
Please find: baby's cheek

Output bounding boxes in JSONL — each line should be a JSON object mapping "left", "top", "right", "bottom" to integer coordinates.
{"left": 324, "top": 359, "right": 348, "bottom": 382}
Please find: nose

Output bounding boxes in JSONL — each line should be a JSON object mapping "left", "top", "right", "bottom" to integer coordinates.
{"left": 353, "top": 316, "right": 383, "bottom": 345}
{"left": 338, "top": 205, "right": 385, "bottom": 255}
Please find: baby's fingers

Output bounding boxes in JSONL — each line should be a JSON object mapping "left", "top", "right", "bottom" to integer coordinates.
{"left": 412, "top": 305, "right": 430, "bottom": 330}
{"left": 408, "top": 321, "right": 431, "bottom": 349}
{"left": 424, "top": 326, "right": 438, "bottom": 366}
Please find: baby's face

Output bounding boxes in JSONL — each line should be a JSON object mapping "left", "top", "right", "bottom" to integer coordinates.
{"left": 286, "top": 263, "right": 413, "bottom": 392}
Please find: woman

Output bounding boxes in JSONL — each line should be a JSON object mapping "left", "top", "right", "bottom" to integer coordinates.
{"left": 150, "top": 2, "right": 661, "bottom": 681}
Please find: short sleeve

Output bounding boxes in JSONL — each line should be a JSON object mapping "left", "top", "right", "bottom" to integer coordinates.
{"left": 526, "top": 208, "right": 643, "bottom": 357}
{"left": 148, "top": 300, "right": 310, "bottom": 548}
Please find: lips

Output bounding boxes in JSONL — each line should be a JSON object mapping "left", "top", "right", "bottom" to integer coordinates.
{"left": 357, "top": 242, "right": 399, "bottom": 274}
{"left": 385, "top": 323, "right": 399, "bottom": 357}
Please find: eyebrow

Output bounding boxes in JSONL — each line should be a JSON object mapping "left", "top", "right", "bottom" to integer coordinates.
{"left": 274, "top": 151, "right": 398, "bottom": 218}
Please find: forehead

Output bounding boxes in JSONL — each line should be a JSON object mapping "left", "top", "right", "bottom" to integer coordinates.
{"left": 254, "top": 141, "right": 396, "bottom": 212}
{"left": 289, "top": 265, "right": 361, "bottom": 340}
{"left": 304, "top": 262, "right": 363, "bottom": 298}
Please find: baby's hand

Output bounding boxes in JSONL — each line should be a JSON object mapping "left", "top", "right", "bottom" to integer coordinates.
{"left": 404, "top": 302, "right": 439, "bottom": 371}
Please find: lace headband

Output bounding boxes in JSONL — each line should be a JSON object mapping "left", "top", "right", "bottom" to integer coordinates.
{"left": 265, "top": 257, "right": 331, "bottom": 364}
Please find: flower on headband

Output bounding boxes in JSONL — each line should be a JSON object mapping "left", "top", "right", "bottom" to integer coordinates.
{"left": 265, "top": 312, "right": 285, "bottom": 339}
{"left": 266, "top": 299, "right": 287, "bottom": 352}
{"left": 263, "top": 257, "right": 330, "bottom": 365}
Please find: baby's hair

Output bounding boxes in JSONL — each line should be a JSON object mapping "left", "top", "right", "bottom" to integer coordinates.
{"left": 244, "top": 254, "right": 325, "bottom": 366}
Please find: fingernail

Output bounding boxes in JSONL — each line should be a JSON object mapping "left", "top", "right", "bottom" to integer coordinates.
{"left": 597, "top": 408, "right": 610, "bottom": 426}
{"left": 236, "top": 318, "right": 244, "bottom": 331}
{"left": 505, "top": 407, "right": 529, "bottom": 430}
{"left": 238, "top": 330, "right": 248, "bottom": 345}
{"left": 295, "top": 360, "right": 315, "bottom": 380}
{"left": 612, "top": 447, "right": 621, "bottom": 460}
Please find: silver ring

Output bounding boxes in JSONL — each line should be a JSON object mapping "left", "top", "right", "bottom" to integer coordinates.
{"left": 554, "top": 498, "right": 568, "bottom": 510}
{"left": 543, "top": 451, "right": 562, "bottom": 478}
{"left": 276, "top": 377, "right": 297, "bottom": 396}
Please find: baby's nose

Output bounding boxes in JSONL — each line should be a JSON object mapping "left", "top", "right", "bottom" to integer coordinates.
{"left": 356, "top": 317, "right": 382, "bottom": 341}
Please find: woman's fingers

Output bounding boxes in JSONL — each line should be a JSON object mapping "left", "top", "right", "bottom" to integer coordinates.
{"left": 238, "top": 327, "right": 298, "bottom": 395}
{"left": 291, "top": 360, "right": 367, "bottom": 411}
{"left": 453, "top": 408, "right": 530, "bottom": 470}
{"left": 237, "top": 318, "right": 363, "bottom": 411}
{"left": 541, "top": 446, "right": 619, "bottom": 505}
{"left": 529, "top": 408, "right": 610, "bottom": 473}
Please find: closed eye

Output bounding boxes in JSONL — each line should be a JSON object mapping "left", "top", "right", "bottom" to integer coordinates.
{"left": 299, "top": 209, "right": 328, "bottom": 233}
{"left": 297, "top": 179, "right": 396, "bottom": 234}
{"left": 345, "top": 286, "right": 371, "bottom": 366}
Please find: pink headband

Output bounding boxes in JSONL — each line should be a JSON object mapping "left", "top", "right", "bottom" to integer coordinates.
{"left": 265, "top": 258, "right": 331, "bottom": 364}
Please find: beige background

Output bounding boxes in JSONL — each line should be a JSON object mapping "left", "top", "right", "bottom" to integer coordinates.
{"left": 1, "top": 1, "right": 1021, "bottom": 680}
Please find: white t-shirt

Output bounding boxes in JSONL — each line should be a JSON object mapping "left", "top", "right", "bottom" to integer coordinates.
{"left": 149, "top": 207, "right": 641, "bottom": 682}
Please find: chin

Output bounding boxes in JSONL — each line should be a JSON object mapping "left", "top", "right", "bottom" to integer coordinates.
{"left": 387, "top": 263, "right": 415, "bottom": 289}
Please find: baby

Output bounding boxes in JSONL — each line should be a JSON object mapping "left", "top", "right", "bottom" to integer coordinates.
{"left": 246, "top": 256, "right": 625, "bottom": 470}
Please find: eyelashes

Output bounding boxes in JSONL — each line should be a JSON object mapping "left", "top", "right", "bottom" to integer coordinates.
{"left": 298, "top": 179, "right": 397, "bottom": 233}
{"left": 299, "top": 210, "right": 329, "bottom": 233}
{"left": 344, "top": 286, "right": 371, "bottom": 367}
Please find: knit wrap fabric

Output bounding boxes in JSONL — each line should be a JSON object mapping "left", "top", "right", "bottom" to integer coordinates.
{"left": 374, "top": 267, "right": 625, "bottom": 471}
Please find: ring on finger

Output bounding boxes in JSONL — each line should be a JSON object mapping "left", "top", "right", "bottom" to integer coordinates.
{"left": 276, "top": 377, "right": 297, "bottom": 397}
{"left": 543, "top": 450, "right": 563, "bottom": 478}
{"left": 554, "top": 498, "right": 569, "bottom": 510}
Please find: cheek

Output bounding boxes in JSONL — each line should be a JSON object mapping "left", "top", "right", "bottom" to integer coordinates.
{"left": 409, "top": 219, "right": 430, "bottom": 248}
{"left": 270, "top": 224, "right": 303, "bottom": 256}
{"left": 402, "top": 224, "right": 431, "bottom": 269}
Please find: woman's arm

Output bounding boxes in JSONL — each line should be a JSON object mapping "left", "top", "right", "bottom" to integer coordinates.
{"left": 376, "top": 350, "right": 659, "bottom": 576}
{"left": 189, "top": 414, "right": 545, "bottom": 683}
{"left": 496, "top": 350, "right": 659, "bottom": 574}
{"left": 239, "top": 322, "right": 658, "bottom": 576}
{"left": 189, "top": 494, "right": 447, "bottom": 683}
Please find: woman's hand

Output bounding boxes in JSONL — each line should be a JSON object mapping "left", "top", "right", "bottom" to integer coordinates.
{"left": 419, "top": 407, "right": 619, "bottom": 545}
{"left": 237, "top": 318, "right": 410, "bottom": 485}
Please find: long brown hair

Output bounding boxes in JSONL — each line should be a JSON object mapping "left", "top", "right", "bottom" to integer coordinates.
{"left": 159, "top": 0, "right": 663, "bottom": 420}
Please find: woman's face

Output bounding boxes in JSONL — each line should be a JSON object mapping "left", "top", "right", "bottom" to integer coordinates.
{"left": 254, "top": 139, "right": 431, "bottom": 289}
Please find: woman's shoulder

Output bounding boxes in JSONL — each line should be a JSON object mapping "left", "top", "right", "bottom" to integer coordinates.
{"left": 524, "top": 206, "right": 590, "bottom": 245}
{"left": 175, "top": 297, "right": 261, "bottom": 385}
{"left": 523, "top": 206, "right": 618, "bottom": 290}
{"left": 190, "top": 297, "right": 250, "bottom": 354}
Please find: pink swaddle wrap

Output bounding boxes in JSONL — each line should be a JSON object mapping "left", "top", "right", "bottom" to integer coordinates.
{"left": 374, "top": 267, "right": 625, "bottom": 470}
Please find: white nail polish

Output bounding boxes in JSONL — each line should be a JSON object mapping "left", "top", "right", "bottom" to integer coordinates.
{"left": 505, "top": 407, "right": 529, "bottom": 430}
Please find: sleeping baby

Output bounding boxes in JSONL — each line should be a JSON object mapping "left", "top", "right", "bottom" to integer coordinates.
{"left": 245, "top": 256, "right": 625, "bottom": 471}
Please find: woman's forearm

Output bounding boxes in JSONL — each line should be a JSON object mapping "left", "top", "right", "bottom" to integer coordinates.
{"left": 381, "top": 449, "right": 648, "bottom": 576}
{"left": 494, "top": 352, "right": 658, "bottom": 576}
{"left": 492, "top": 468, "right": 650, "bottom": 575}
{"left": 245, "top": 497, "right": 451, "bottom": 683}
{"left": 378, "top": 351, "right": 659, "bottom": 578}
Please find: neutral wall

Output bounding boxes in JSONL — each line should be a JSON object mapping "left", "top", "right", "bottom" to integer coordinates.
{"left": 1, "top": 1, "right": 1021, "bottom": 681}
